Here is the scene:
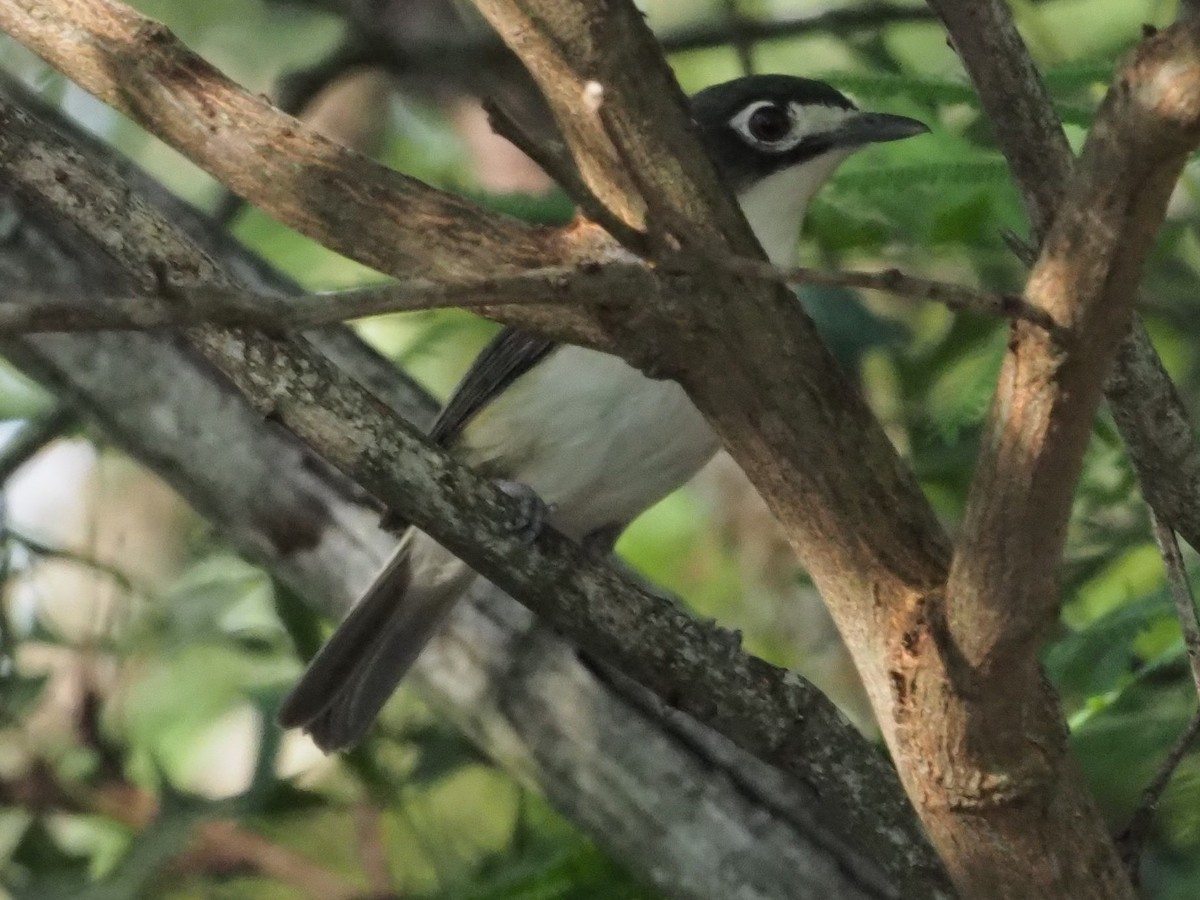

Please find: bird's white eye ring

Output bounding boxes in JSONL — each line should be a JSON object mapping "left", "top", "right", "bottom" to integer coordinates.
{"left": 730, "top": 101, "right": 799, "bottom": 149}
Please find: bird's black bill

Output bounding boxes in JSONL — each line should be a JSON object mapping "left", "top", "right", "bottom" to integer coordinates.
{"left": 828, "top": 112, "right": 929, "bottom": 149}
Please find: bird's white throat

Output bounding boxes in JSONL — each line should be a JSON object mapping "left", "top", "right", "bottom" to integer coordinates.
{"left": 735, "top": 149, "right": 853, "bottom": 266}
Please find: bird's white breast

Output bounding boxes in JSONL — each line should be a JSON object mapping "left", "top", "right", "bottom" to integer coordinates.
{"left": 461, "top": 345, "right": 720, "bottom": 540}
{"left": 456, "top": 153, "right": 842, "bottom": 541}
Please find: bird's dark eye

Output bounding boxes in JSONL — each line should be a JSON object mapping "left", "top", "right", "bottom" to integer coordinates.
{"left": 746, "top": 104, "right": 791, "bottom": 143}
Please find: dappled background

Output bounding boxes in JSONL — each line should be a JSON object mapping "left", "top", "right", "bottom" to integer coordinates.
{"left": 1, "top": 0, "right": 1198, "bottom": 897}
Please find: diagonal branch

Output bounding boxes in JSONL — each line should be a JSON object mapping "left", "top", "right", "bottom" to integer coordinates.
{"left": 0, "top": 0, "right": 571, "bottom": 285}
{"left": 1153, "top": 514, "right": 1200, "bottom": 699}
{"left": 928, "top": 0, "right": 1200, "bottom": 557}
{"left": 0, "top": 71, "right": 948, "bottom": 896}
{"left": 469, "top": 1, "right": 1200, "bottom": 897}
{"left": 1104, "top": 310, "right": 1200, "bottom": 549}
{"left": 1118, "top": 514, "right": 1200, "bottom": 875}
{"left": 467, "top": 0, "right": 953, "bottom": 671}
{"left": 949, "top": 24, "right": 1200, "bottom": 673}
{"left": 661, "top": 4, "right": 939, "bottom": 54}
{"left": 917, "top": 15, "right": 1200, "bottom": 898}
{"left": 0, "top": 261, "right": 1045, "bottom": 335}
{"left": 482, "top": 95, "right": 651, "bottom": 254}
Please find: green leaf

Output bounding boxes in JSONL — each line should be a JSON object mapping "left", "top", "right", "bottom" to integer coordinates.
{"left": 456, "top": 839, "right": 655, "bottom": 900}
{"left": 270, "top": 576, "right": 326, "bottom": 664}
{"left": 822, "top": 71, "right": 1095, "bottom": 127}
{"left": 832, "top": 158, "right": 1013, "bottom": 195}
{"left": 1046, "top": 594, "right": 1173, "bottom": 704}
{"left": 463, "top": 189, "right": 576, "bottom": 226}
{"left": 928, "top": 189, "right": 994, "bottom": 245}
{"left": 1072, "top": 678, "right": 1196, "bottom": 821}
{"left": 800, "top": 286, "right": 909, "bottom": 370}
{"left": 0, "top": 363, "right": 53, "bottom": 421}
{"left": 921, "top": 329, "right": 1006, "bottom": 443}
{"left": 7, "top": 819, "right": 92, "bottom": 898}
{"left": 0, "top": 673, "right": 49, "bottom": 726}
{"left": 1042, "top": 59, "right": 1117, "bottom": 91}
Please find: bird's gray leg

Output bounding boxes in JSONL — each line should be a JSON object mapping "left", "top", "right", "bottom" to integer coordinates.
{"left": 580, "top": 522, "right": 627, "bottom": 558}
{"left": 494, "top": 479, "right": 555, "bottom": 543}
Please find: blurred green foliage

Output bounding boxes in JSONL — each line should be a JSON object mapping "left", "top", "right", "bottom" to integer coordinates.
{"left": 2, "top": 0, "right": 1200, "bottom": 897}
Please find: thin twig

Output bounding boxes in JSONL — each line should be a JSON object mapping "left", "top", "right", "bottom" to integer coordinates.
{"left": 0, "top": 263, "right": 653, "bottom": 332}
{"left": 0, "top": 404, "right": 79, "bottom": 484}
{"left": 483, "top": 96, "right": 651, "bottom": 254}
{"left": 0, "top": 494, "right": 13, "bottom": 690}
{"left": 1152, "top": 512, "right": 1200, "bottom": 696}
{"left": 8, "top": 529, "right": 155, "bottom": 601}
{"left": 1115, "top": 515, "right": 1200, "bottom": 876}
{"left": 706, "top": 255, "right": 1061, "bottom": 333}
{"left": 0, "top": 259, "right": 1045, "bottom": 335}
{"left": 352, "top": 803, "right": 392, "bottom": 895}
{"left": 1118, "top": 709, "right": 1200, "bottom": 875}
{"left": 660, "top": 4, "right": 938, "bottom": 54}
{"left": 721, "top": 0, "right": 756, "bottom": 75}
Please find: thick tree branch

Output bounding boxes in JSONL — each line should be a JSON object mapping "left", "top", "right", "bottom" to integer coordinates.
{"left": 1105, "top": 316, "right": 1200, "bottom": 548}
{"left": 0, "top": 72, "right": 949, "bottom": 897}
{"left": 0, "top": 0, "right": 576, "bottom": 285}
{"left": 465, "top": 1, "right": 954, "bottom": 747}
{"left": 929, "top": 0, "right": 1200, "bottom": 556}
{"left": 471, "top": 1, "right": 1200, "bottom": 897}
{"left": 952, "top": 23, "right": 1200, "bottom": 679}
{"left": 900, "top": 15, "right": 1200, "bottom": 897}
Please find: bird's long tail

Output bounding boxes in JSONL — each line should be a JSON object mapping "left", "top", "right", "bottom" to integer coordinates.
{"left": 277, "top": 530, "right": 474, "bottom": 751}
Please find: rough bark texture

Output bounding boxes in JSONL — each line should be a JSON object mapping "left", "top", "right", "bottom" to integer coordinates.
{"left": 0, "top": 0, "right": 611, "bottom": 348}
{"left": 914, "top": 10, "right": 1200, "bottom": 897}
{"left": 455, "top": 5, "right": 1200, "bottom": 897}
{"left": 1107, "top": 319, "right": 1200, "bottom": 531}
{"left": 929, "top": 0, "right": 1200, "bottom": 556}
{"left": 6, "top": 0, "right": 1200, "bottom": 895}
{"left": 0, "top": 76, "right": 950, "bottom": 899}
{"left": 468, "top": 0, "right": 953, "bottom": 735}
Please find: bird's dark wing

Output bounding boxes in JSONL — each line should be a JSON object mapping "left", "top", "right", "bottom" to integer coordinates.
{"left": 427, "top": 326, "right": 558, "bottom": 448}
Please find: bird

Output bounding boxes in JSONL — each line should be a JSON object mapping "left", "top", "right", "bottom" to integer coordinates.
{"left": 278, "top": 74, "right": 929, "bottom": 751}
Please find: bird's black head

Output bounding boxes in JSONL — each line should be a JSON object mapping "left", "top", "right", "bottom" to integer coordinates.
{"left": 687, "top": 75, "right": 928, "bottom": 264}
{"left": 690, "top": 74, "right": 928, "bottom": 192}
